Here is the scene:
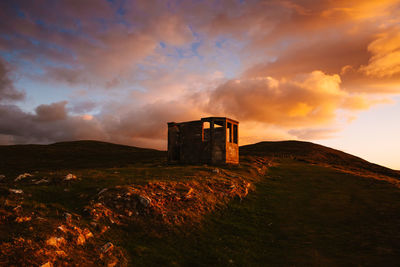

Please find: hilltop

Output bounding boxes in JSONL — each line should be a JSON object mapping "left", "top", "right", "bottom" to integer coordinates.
{"left": 0, "top": 140, "right": 165, "bottom": 172}
{"left": 1, "top": 140, "right": 400, "bottom": 266}
{"left": 241, "top": 140, "right": 400, "bottom": 180}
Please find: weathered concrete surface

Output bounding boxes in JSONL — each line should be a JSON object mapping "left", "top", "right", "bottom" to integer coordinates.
{"left": 167, "top": 117, "right": 239, "bottom": 165}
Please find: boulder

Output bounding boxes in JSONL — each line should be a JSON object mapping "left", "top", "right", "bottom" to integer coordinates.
{"left": 46, "top": 236, "right": 65, "bottom": 247}
{"left": 9, "top": 188, "right": 23, "bottom": 194}
{"left": 14, "top": 173, "right": 32, "bottom": 182}
{"left": 64, "top": 174, "right": 77, "bottom": 181}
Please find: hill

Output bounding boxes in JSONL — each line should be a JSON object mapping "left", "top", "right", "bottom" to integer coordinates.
{"left": 241, "top": 140, "right": 400, "bottom": 179}
{"left": 0, "top": 140, "right": 165, "bottom": 173}
{"left": 1, "top": 140, "right": 400, "bottom": 266}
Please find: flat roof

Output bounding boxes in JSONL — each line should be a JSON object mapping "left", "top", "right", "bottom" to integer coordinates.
{"left": 168, "top": 117, "right": 239, "bottom": 126}
{"left": 201, "top": 117, "right": 239, "bottom": 124}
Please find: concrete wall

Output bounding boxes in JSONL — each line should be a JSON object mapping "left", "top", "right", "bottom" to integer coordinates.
{"left": 167, "top": 117, "right": 239, "bottom": 165}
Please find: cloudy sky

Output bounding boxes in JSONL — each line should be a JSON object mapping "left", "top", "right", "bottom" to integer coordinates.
{"left": 1, "top": 0, "right": 400, "bottom": 169}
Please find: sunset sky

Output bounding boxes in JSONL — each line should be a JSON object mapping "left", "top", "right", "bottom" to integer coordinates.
{"left": 0, "top": 0, "right": 399, "bottom": 169}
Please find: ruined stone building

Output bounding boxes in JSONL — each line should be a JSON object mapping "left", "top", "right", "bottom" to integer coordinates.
{"left": 167, "top": 117, "right": 239, "bottom": 165}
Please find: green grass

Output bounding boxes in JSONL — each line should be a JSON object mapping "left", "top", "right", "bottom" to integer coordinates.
{"left": 112, "top": 160, "right": 400, "bottom": 266}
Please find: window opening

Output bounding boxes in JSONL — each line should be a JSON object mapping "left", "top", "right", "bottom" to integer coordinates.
{"left": 202, "top": 121, "right": 210, "bottom": 141}
{"left": 233, "top": 124, "right": 238, "bottom": 144}
{"left": 214, "top": 121, "right": 223, "bottom": 128}
{"left": 227, "top": 122, "right": 232, "bottom": 143}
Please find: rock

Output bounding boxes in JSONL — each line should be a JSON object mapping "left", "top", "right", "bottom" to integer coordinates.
{"left": 9, "top": 188, "right": 23, "bottom": 194}
{"left": 138, "top": 195, "right": 151, "bottom": 207}
{"left": 98, "top": 188, "right": 108, "bottom": 195}
{"left": 57, "top": 225, "right": 68, "bottom": 233}
{"left": 185, "top": 188, "right": 194, "bottom": 199}
{"left": 101, "top": 242, "right": 114, "bottom": 253}
{"left": 14, "top": 173, "right": 33, "bottom": 182}
{"left": 40, "top": 262, "right": 53, "bottom": 267}
{"left": 15, "top": 216, "right": 32, "bottom": 223}
{"left": 83, "top": 228, "right": 93, "bottom": 239}
{"left": 55, "top": 250, "right": 67, "bottom": 258}
{"left": 35, "top": 179, "right": 49, "bottom": 185}
{"left": 76, "top": 233, "right": 86, "bottom": 245}
{"left": 64, "top": 173, "right": 77, "bottom": 181}
{"left": 46, "top": 236, "right": 65, "bottom": 247}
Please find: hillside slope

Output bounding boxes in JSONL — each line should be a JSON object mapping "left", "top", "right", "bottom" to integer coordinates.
{"left": 0, "top": 140, "right": 165, "bottom": 173}
{"left": 241, "top": 140, "right": 400, "bottom": 178}
{"left": 1, "top": 140, "right": 400, "bottom": 266}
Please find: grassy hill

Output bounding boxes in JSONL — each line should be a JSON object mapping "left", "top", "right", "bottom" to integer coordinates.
{"left": 0, "top": 140, "right": 165, "bottom": 173}
{"left": 241, "top": 140, "right": 400, "bottom": 178}
{"left": 1, "top": 140, "right": 400, "bottom": 266}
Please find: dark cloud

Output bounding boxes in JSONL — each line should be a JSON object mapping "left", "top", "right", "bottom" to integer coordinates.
{"left": 0, "top": 103, "right": 105, "bottom": 145}
{"left": 35, "top": 101, "right": 68, "bottom": 122}
{"left": 0, "top": 58, "right": 24, "bottom": 102}
{"left": 0, "top": 97, "right": 202, "bottom": 148}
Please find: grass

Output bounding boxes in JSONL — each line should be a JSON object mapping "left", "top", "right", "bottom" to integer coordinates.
{"left": 112, "top": 160, "right": 400, "bottom": 266}
{"left": 1, "top": 141, "right": 400, "bottom": 266}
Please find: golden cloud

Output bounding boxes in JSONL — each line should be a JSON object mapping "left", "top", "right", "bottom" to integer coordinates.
{"left": 360, "top": 27, "right": 400, "bottom": 77}
{"left": 208, "top": 71, "right": 374, "bottom": 127}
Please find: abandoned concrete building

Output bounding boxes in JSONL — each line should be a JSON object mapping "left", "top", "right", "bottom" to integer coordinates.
{"left": 167, "top": 117, "right": 239, "bottom": 165}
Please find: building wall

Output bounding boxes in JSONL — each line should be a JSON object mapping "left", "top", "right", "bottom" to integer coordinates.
{"left": 167, "top": 124, "right": 180, "bottom": 162}
{"left": 226, "top": 142, "right": 239, "bottom": 164}
{"left": 225, "top": 119, "right": 239, "bottom": 164}
{"left": 168, "top": 117, "right": 239, "bottom": 165}
{"left": 179, "top": 121, "right": 203, "bottom": 164}
{"left": 210, "top": 125, "right": 226, "bottom": 164}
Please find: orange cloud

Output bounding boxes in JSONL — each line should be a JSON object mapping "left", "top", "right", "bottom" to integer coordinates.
{"left": 208, "top": 71, "right": 374, "bottom": 127}
{"left": 360, "top": 27, "right": 400, "bottom": 77}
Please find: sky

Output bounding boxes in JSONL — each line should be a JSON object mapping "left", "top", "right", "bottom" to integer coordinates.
{"left": 0, "top": 0, "right": 400, "bottom": 169}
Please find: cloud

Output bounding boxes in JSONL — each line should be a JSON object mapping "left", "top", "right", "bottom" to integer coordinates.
{"left": 0, "top": 58, "right": 25, "bottom": 102}
{"left": 360, "top": 27, "right": 400, "bottom": 78}
{"left": 208, "top": 71, "right": 373, "bottom": 127}
{"left": 0, "top": 103, "right": 106, "bottom": 145}
{"left": 0, "top": 0, "right": 196, "bottom": 87}
{"left": 0, "top": 95, "right": 204, "bottom": 148}
{"left": 0, "top": 0, "right": 400, "bottom": 149}
{"left": 35, "top": 101, "right": 68, "bottom": 122}
{"left": 289, "top": 128, "right": 339, "bottom": 140}
{"left": 70, "top": 101, "right": 97, "bottom": 113}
